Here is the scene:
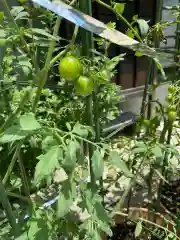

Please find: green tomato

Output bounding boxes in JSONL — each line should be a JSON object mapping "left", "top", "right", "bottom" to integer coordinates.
{"left": 168, "top": 85, "right": 177, "bottom": 94}
{"left": 59, "top": 56, "right": 82, "bottom": 81}
{"left": 168, "top": 104, "right": 176, "bottom": 112}
{"left": 75, "top": 76, "right": 94, "bottom": 96}
{"left": 165, "top": 94, "right": 174, "bottom": 102}
{"left": 168, "top": 111, "right": 177, "bottom": 122}
{"left": 143, "top": 119, "right": 151, "bottom": 127}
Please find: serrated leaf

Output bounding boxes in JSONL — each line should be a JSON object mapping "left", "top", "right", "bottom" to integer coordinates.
{"left": 30, "top": 28, "right": 59, "bottom": 40}
{"left": 92, "top": 149, "right": 104, "bottom": 180}
{"left": 15, "top": 11, "right": 29, "bottom": 20}
{"left": 20, "top": 113, "right": 41, "bottom": 131}
{"left": 11, "top": 6, "right": 24, "bottom": 17}
{"left": 0, "top": 125, "right": 27, "bottom": 143}
{"left": 57, "top": 180, "right": 75, "bottom": 218}
{"left": 109, "top": 151, "right": 133, "bottom": 178}
{"left": 63, "top": 140, "right": 79, "bottom": 172}
{"left": 72, "top": 123, "right": 89, "bottom": 137}
{"left": 28, "top": 210, "right": 48, "bottom": 240}
{"left": 127, "top": 29, "right": 134, "bottom": 39}
{"left": 106, "top": 54, "right": 125, "bottom": 71}
{"left": 42, "top": 136, "right": 58, "bottom": 153}
{"left": 135, "top": 221, "right": 142, "bottom": 237}
{"left": 113, "top": 3, "right": 126, "bottom": 14}
{"left": 34, "top": 146, "right": 61, "bottom": 185}
{"left": 17, "top": 55, "right": 32, "bottom": 76}
{"left": 94, "top": 201, "right": 109, "bottom": 224}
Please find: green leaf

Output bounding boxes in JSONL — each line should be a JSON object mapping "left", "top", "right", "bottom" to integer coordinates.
{"left": 17, "top": 55, "right": 32, "bottom": 76}
{"left": 127, "top": 29, "right": 134, "bottom": 39}
{"left": 34, "top": 146, "right": 61, "bottom": 185}
{"left": 28, "top": 210, "right": 48, "bottom": 240}
{"left": 109, "top": 151, "right": 133, "bottom": 178}
{"left": 113, "top": 3, "right": 126, "bottom": 14}
{"left": 137, "top": 19, "right": 149, "bottom": 36}
{"left": 0, "top": 125, "right": 27, "bottom": 143}
{"left": 20, "top": 113, "right": 41, "bottom": 131}
{"left": 11, "top": 6, "right": 24, "bottom": 17}
{"left": 63, "top": 140, "right": 79, "bottom": 172}
{"left": 42, "top": 136, "right": 58, "bottom": 153}
{"left": 92, "top": 149, "right": 104, "bottom": 180}
{"left": 106, "top": 21, "right": 116, "bottom": 29}
{"left": 66, "top": 122, "right": 71, "bottom": 131}
{"left": 135, "top": 221, "right": 142, "bottom": 238}
{"left": 151, "top": 146, "right": 163, "bottom": 159}
{"left": 57, "top": 180, "right": 75, "bottom": 218}
{"left": 154, "top": 58, "right": 167, "bottom": 80}
{"left": 72, "top": 123, "right": 89, "bottom": 137}
{"left": 15, "top": 232, "right": 28, "bottom": 240}
{"left": 15, "top": 11, "right": 29, "bottom": 20}
{"left": 106, "top": 54, "right": 126, "bottom": 71}
{"left": 30, "top": 28, "right": 60, "bottom": 41}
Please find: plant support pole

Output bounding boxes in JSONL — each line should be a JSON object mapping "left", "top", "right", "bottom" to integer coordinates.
{"left": 79, "top": 0, "right": 96, "bottom": 185}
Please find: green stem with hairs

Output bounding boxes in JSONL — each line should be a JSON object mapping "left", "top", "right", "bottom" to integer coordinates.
{"left": 18, "top": 150, "right": 31, "bottom": 198}
{"left": 3, "top": 142, "right": 22, "bottom": 186}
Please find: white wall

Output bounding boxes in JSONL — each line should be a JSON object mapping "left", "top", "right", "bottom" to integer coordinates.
{"left": 120, "top": 82, "right": 169, "bottom": 115}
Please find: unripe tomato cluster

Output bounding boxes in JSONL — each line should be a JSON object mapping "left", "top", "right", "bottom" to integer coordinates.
{"left": 58, "top": 56, "right": 94, "bottom": 96}
{"left": 165, "top": 85, "right": 179, "bottom": 123}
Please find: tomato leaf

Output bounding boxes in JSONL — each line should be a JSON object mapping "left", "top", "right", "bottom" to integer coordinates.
{"left": 34, "top": 146, "right": 61, "bottom": 185}
{"left": 57, "top": 180, "right": 75, "bottom": 218}
{"left": 135, "top": 221, "right": 142, "bottom": 238}
{"left": 109, "top": 151, "right": 133, "bottom": 178}
{"left": 0, "top": 125, "right": 27, "bottom": 143}
{"left": 92, "top": 149, "right": 104, "bottom": 180}
{"left": 20, "top": 113, "right": 41, "bottom": 131}
{"left": 28, "top": 210, "right": 48, "bottom": 240}
{"left": 113, "top": 3, "right": 126, "bottom": 14}
{"left": 63, "top": 140, "right": 80, "bottom": 172}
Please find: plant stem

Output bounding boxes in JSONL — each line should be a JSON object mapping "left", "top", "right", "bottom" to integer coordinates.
{"left": 79, "top": 0, "right": 96, "bottom": 186}
{"left": 32, "top": 17, "right": 61, "bottom": 112}
{"left": 18, "top": 150, "right": 31, "bottom": 198}
{"left": 94, "top": 0, "right": 142, "bottom": 42}
{"left": 3, "top": 142, "right": 22, "bottom": 186}
{"left": 156, "top": 123, "right": 173, "bottom": 211}
{"left": 0, "top": 177, "right": 20, "bottom": 237}
{"left": 50, "top": 25, "right": 79, "bottom": 67}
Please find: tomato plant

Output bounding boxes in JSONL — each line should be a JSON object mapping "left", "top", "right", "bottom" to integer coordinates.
{"left": 75, "top": 76, "right": 94, "bottom": 96}
{"left": 58, "top": 56, "right": 82, "bottom": 81}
